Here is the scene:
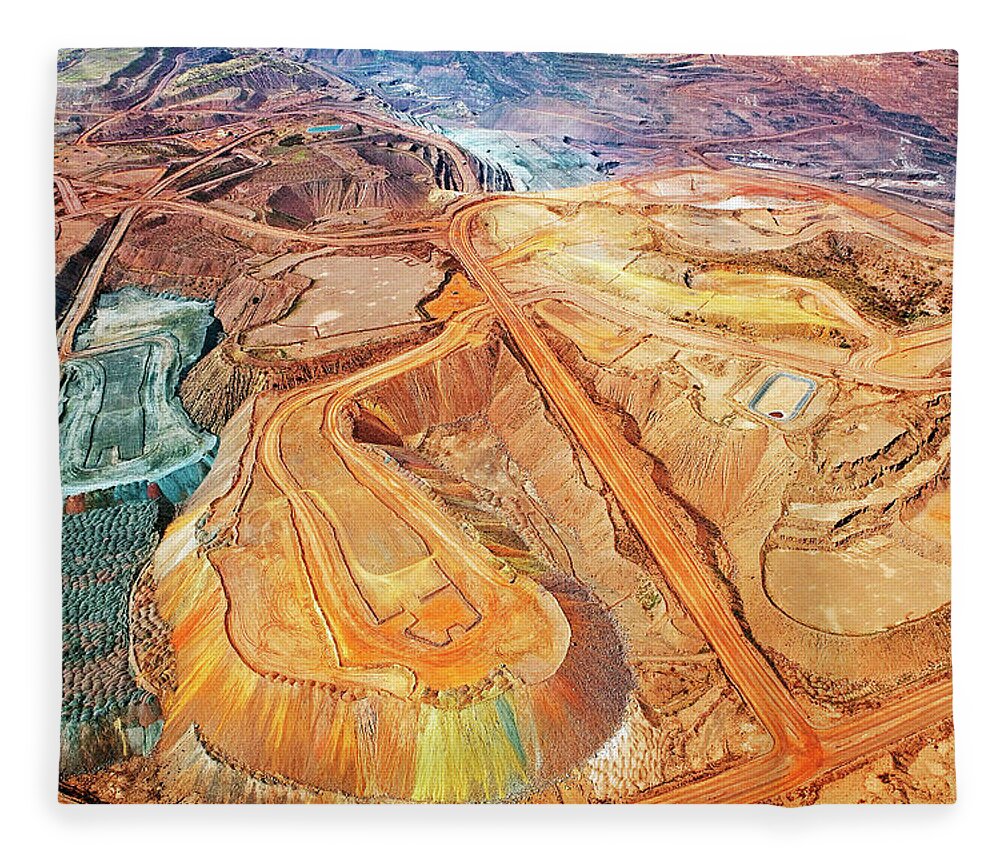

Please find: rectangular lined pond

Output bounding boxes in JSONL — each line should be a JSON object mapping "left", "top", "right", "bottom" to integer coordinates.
{"left": 749, "top": 371, "right": 816, "bottom": 422}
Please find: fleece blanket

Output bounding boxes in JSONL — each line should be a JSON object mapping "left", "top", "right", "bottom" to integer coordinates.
{"left": 55, "top": 48, "right": 955, "bottom": 804}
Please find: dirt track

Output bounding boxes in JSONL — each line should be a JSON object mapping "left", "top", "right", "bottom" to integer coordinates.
{"left": 56, "top": 89, "right": 953, "bottom": 800}
{"left": 450, "top": 197, "right": 951, "bottom": 803}
{"left": 204, "top": 305, "right": 571, "bottom": 695}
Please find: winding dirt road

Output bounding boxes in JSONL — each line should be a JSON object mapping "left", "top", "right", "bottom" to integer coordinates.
{"left": 74, "top": 50, "right": 188, "bottom": 147}
{"left": 449, "top": 197, "right": 952, "bottom": 803}
{"left": 207, "top": 305, "right": 570, "bottom": 697}
{"left": 56, "top": 206, "right": 138, "bottom": 360}
{"left": 57, "top": 75, "right": 953, "bottom": 801}
{"left": 56, "top": 129, "right": 271, "bottom": 359}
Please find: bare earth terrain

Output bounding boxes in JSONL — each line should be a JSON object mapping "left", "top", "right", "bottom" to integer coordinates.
{"left": 55, "top": 48, "right": 955, "bottom": 804}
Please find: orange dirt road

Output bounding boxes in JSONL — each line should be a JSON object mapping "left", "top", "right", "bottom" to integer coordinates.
{"left": 204, "top": 306, "right": 570, "bottom": 697}
{"left": 450, "top": 198, "right": 951, "bottom": 803}
{"left": 56, "top": 129, "right": 267, "bottom": 359}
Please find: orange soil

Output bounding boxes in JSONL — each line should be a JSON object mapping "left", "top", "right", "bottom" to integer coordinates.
{"left": 422, "top": 271, "right": 483, "bottom": 319}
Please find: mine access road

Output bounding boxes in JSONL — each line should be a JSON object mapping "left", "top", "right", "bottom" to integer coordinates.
{"left": 450, "top": 197, "right": 952, "bottom": 804}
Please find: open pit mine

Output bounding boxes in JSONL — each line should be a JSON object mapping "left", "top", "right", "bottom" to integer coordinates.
{"left": 55, "top": 47, "right": 955, "bottom": 804}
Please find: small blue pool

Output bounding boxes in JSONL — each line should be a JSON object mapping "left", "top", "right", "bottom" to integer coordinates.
{"left": 748, "top": 372, "right": 817, "bottom": 422}
{"left": 307, "top": 124, "right": 343, "bottom": 133}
